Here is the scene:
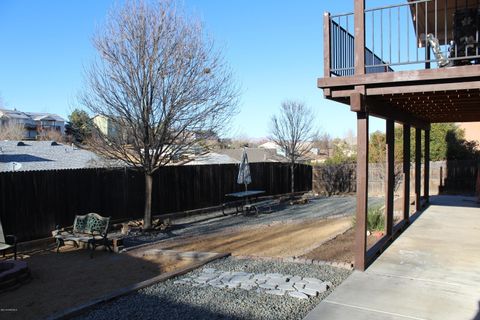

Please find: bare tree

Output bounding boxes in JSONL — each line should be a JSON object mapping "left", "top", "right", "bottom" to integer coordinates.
{"left": 269, "top": 100, "right": 317, "bottom": 194}
{"left": 0, "top": 122, "right": 25, "bottom": 140}
{"left": 315, "top": 132, "right": 332, "bottom": 157}
{"left": 81, "top": 0, "right": 238, "bottom": 229}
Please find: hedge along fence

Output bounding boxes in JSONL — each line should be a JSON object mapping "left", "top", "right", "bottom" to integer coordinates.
{"left": 0, "top": 163, "right": 312, "bottom": 241}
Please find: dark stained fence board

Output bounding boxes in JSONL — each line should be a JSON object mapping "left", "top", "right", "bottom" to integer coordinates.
{"left": 0, "top": 163, "right": 312, "bottom": 241}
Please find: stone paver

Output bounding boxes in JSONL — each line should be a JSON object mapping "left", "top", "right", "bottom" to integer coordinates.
{"left": 174, "top": 267, "right": 331, "bottom": 300}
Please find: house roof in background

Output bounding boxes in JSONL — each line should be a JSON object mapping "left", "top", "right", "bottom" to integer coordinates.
{"left": 214, "top": 148, "right": 288, "bottom": 163}
{"left": 184, "top": 152, "right": 238, "bottom": 165}
{"left": 24, "top": 112, "right": 65, "bottom": 122}
{"left": 0, "top": 109, "right": 65, "bottom": 123}
{"left": 0, "top": 141, "right": 107, "bottom": 172}
{"left": 0, "top": 108, "right": 33, "bottom": 121}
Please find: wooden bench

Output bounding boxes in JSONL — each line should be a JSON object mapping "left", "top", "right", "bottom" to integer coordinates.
{"left": 243, "top": 199, "right": 279, "bottom": 215}
{"left": 53, "top": 213, "right": 112, "bottom": 258}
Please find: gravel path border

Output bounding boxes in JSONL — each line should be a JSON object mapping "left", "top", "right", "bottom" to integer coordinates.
{"left": 74, "top": 256, "right": 352, "bottom": 320}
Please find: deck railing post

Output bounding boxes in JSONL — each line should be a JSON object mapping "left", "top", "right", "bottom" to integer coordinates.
{"left": 353, "top": 93, "right": 368, "bottom": 271}
{"left": 415, "top": 128, "right": 422, "bottom": 211}
{"left": 403, "top": 124, "right": 411, "bottom": 222}
{"left": 324, "top": 12, "right": 331, "bottom": 77}
{"left": 354, "top": 0, "right": 366, "bottom": 75}
{"left": 385, "top": 119, "right": 395, "bottom": 236}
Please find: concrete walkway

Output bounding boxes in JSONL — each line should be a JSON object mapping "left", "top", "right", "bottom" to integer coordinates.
{"left": 305, "top": 195, "right": 480, "bottom": 320}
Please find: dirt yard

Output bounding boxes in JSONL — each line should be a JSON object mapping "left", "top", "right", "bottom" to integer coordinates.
{"left": 300, "top": 228, "right": 378, "bottom": 263}
{"left": 155, "top": 216, "right": 353, "bottom": 258}
{"left": 0, "top": 246, "right": 195, "bottom": 320}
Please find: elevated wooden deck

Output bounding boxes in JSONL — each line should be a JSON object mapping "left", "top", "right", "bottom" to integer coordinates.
{"left": 319, "top": 65, "right": 480, "bottom": 124}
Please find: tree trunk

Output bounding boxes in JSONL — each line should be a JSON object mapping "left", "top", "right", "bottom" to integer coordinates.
{"left": 143, "top": 173, "right": 153, "bottom": 230}
{"left": 290, "top": 162, "right": 295, "bottom": 194}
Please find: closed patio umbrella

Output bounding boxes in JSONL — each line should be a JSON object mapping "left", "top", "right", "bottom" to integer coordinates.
{"left": 237, "top": 148, "right": 251, "bottom": 191}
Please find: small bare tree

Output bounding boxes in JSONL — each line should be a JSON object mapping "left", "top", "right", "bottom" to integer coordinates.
{"left": 81, "top": 0, "right": 238, "bottom": 229}
{"left": 269, "top": 100, "right": 317, "bottom": 194}
{"left": 0, "top": 121, "right": 26, "bottom": 140}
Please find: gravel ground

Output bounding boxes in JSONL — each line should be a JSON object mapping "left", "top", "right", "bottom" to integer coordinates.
{"left": 75, "top": 257, "right": 352, "bottom": 320}
{"left": 124, "top": 195, "right": 383, "bottom": 247}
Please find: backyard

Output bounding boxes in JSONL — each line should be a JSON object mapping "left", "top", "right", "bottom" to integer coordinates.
{"left": 0, "top": 195, "right": 380, "bottom": 320}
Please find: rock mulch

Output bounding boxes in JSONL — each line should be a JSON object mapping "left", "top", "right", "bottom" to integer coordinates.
{"left": 74, "top": 257, "right": 352, "bottom": 320}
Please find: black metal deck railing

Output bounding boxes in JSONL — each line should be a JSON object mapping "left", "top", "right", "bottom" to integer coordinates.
{"left": 327, "top": 0, "right": 480, "bottom": 77}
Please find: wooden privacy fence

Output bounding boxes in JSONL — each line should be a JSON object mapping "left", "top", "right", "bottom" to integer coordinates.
{"left": 0, "top": 163, "right": 312, "bottom": 241}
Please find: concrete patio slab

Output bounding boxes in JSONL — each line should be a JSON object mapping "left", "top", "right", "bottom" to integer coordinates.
{"left": 304, "top": 195, "right": 480, "bottom": 320}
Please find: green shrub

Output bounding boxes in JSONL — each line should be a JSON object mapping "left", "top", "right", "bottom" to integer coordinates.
{"left": 351, "top": 205, "right": 385, "bottom": 232}
{"left": 367, "top": 206, "right": 385, "bottom": 231}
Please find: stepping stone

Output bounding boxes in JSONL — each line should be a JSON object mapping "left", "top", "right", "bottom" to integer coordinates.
{"left": 288, "top": 291, "right": 309, "bottom": 300}
{"left": 266, "top": 279, "right": 285, "bottom": 286}
{"left": 293, "top": 280, "right": 308, "bottom": 286}
{"left": 259, "top": 283, "right": 277, "bottom": 290}
{"left": 239, "top": 284, "right": 254, "bottom": 291}
{"left": 194, "top": 278, "right": 208, "bottom": 284}
{"left": 173, "top": 280, "right": 187, "bottom": 285}
{"left": 197, "top": 275, "right": 217, "bottom": 282}
{"left": 278, "top": 284, "right": 296, "bottom": 291}
{"left": 253, "top": 274, "right": 268, "bottom": 281}
{"left": 289, "top": 276, "right": 302, "bottom": 282}
{"left": 227, "top": 283, "right": 240, "bottom": 289}
{"left": 305, "top": 282, "right": 328, "bottom": 294}
{"left": 266, "top": 289, "right": 285, "bottom": 296}
{"left": 266, "top": 273, "right": 284, "bottom": 278}
{"left": 293, "top": 283, "right": 306, "bottom": 290}
{"left": 299, "top": 287, "right": 318, "bottom": 297}
{"left": 232, "top": 272, "right": 249, "bottom": 276}
{"left": 203, "top": 268, "right": 217, "bottom": 273}
{"left": 304, "top": 277, "right": 323, "bottom": 284}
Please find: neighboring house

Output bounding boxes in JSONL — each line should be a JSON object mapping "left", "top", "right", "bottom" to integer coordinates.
{"left": 215, "top": 148, "right": 289, "bottom": 163}
{"left": 25, "top": 112, "right": 65, "bottom": 134}
{"left": 458, "top": 122, "right": 480, "bottom": 147}
{"left": 259, "top": 140, "right": 323, "bottom": 163}
{"left": 0, "top": 141, "right": 108, "bottom": 172}
{"left": 92, "top": 115, "right": 118, "bottom": 138}
{"left": 182, "top": 152, "right": 238, "bottom": 165}
{"left": 0, "top": 108, "right": 65, "bottom": 139}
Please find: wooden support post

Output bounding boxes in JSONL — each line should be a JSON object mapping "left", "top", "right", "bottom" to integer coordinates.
{"left": 354, "top": 107, "right": 368, "bottom": 271}
{"left": 424, "top": 128, "right": 430, "bottom": 204}
{"left": 324, "top": 12, "right": 331, "bottom": 78}
{"left": 415, "top": 128, "right": 422, "bottom": 212}
{"left": 403, "top": 124, "right": 411, "bottom": 222}
{"left": 354, "top": 0, "right": 365, "bottom": 75}
{"left": 385, "top": 119, "right": 394, "bottom": 236}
